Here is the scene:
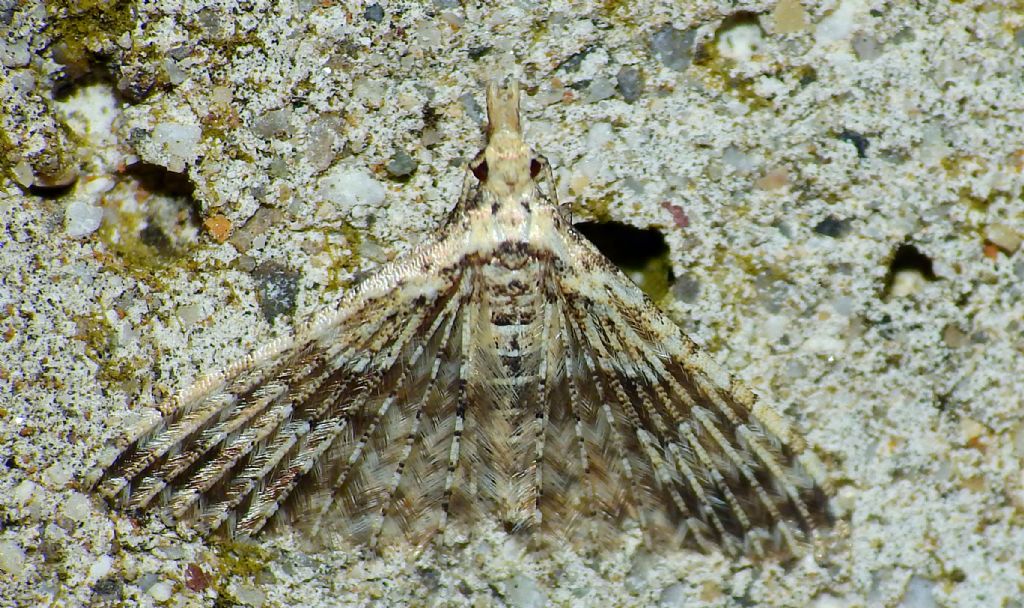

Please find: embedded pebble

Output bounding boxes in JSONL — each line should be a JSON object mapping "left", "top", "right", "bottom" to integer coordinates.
{"left": 985, "top": 222, "right": 1021, "bottom": 254}
{"left": 234, "top": 583, "right": 267, "bottom": 606}
{"left": 459, "top": 92, "right": 484, "bottom": 124}
{"left": 616, "top": 66, "right": 642, "bottom": 102}
{"left": 837, "top": 130, "right": 869, "bottom": 158}
{"left": 672, "top": 274, "right": 701, "bottom": 303}
{"left": 889, "top": 269, "right": 927, "bottom": 298}
{"left": 784, "top": 359, "right": 807, "bottom": 379}
{"left": 722, "top": 145, "right": 756, "bottom": 172}
{"left": 814, "top": 215, "right": 852, "bottom": 238}
{"left": 150, "top": 122, "right": 202, "bottom": 172}
{"left": 9, "top": 69, "right": 35, "bottom": 92}
{"left": 65, "top": 200, "right": 105, "bottom": 237}
{"left": 92, "top": 576, "right": 123, "bottom": 600}
{"left": 253, "top": 261, "right": 300, "bottom": 324}
{"left": 62, "top": 491, "right": 91, "bottom": 522}
{"left": 762, "top": 315, "right": 789, "bottom": 342}
{"left": 229, "top": 207, "right": 282, "bottom": 253}
{"left": 0, "top": 541, "right": 25, "bottom": 577}
{"left": 353, "top": 78, "right": 385, "bottom": 109}
{"left": 852, "top": 33, "right": 884, "bottom": 61}
{"left": 319, "top": 166, "right": 386, "bottom": 210}
{"left": 364, "top": 3, "right": 384, "bottom": 22}
{"left": 148, "top": 580, "right": 173, "bottom": 602}
{"left": 942, "top": 324, "right": 969, "bottom": 348}
{"left": 584, "top": 77, "right": 616, "bottom": 103}
{"left": 773, "top": 0, "right": 808, "bottom": 34}
{"left": 13, "top": 479, "right": 37, "bottom": 505}
{"left": 1, "top": 38, "right": 30, "bottom": 67}
{"left": 137, "top": 572, "right": 159, "bottom": 592}
{"left": 816, "top": 0, "right": 859, "bottom": 43}
{"left": 304, "top": 116, "right": 342, "bottom": 172}
{"left": 717, "top": 20, "right": 764, "bottom": 62}
{"left": 898, "top": 576, "right": 937, "bottom": 608}
{"left": 505, "top": 573, "right": 546, "bottom": 608}
{"left": 658, "top": 582, "right": 687, "bottom": 606}
{"left": 832, "top": 296, "right": 854, "bottom": 316}
{"left": 386, "top": 150, "right": 418, "bottom": 178}
{"left": 252, "top": 107, "right": 293, "bottom": 139}
{"left": 42, "top": 462, "right": 72, "bottom": 488}
{"left": 176, "top": 303, "right": 206, "bottom": 327}
{"left": 649, "top": 24, "right": 696, "bottom": 71}
{"left": 89, "top": 555, "right": 114, "bottom": 580}
{"left": 586, "top": 122, "right": 614, "bottom": 149}
{"left": 12, "top": 160, "right": 34, "bottom": 187}
{"left": 161, "top": 58, "right": 188, "bottom": 85}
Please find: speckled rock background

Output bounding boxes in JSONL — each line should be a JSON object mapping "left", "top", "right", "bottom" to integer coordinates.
{"left": 1, "top": 1, "right": 1022, "bottom": 606}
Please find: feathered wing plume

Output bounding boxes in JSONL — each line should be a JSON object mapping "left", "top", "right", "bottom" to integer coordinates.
{"left": 94, "top": 82, "right": 831, "bottom": 557}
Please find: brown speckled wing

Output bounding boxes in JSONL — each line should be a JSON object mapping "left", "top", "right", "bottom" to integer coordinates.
{"left": 93, "top": 82, "right": 831, "bottom": 558}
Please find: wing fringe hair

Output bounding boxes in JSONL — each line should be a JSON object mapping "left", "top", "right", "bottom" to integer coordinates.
{"left": 92, "top": 82, "right": 831, "bottom": 559}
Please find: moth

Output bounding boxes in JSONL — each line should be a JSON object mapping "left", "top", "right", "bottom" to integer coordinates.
{"left": 94, "top": 82, "right": 831, "bottom": 558}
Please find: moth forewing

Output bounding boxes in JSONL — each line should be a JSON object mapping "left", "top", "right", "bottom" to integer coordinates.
{"left": 92, "top": 81, "right": 830, "bottom": 559}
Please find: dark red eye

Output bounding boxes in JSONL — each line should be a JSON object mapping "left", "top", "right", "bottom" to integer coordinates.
{"left": 530, "top": 159, "right": 542, "bottom": 178}
{"left": 472, "top": 161, "right": 488, "bottom": 181}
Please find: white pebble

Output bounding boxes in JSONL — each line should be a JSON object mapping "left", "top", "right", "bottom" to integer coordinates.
{"left": 43, "top": 462, "right": 72, "bottom": 488}
{"left": 151, "top": 122, "right": 202, "bottom": 172}
{"left": 234, "top": 584, "right": 266, "bottom": 607}
{"left": 899, "top": 576, "right": 937, "bottom": 608}
{"left": 658, "top": 582, "right": 687, "bottom": 606}
{"left": 722, "top": 145, "right": 756, "bottom": 172}
{"left": 816, "top": 0, "right": 862, "bottom": 44}
{"left": 986, "top": 223, "right": 1021, "bottom": 253}
{"left": 0, "top": 541, "right": 26, "bottom": 577}
{"left": 801, "top": 334, "right": 844, "bottom": 355}
{"left": 586, "top": 122, "right": 614, "bottom": 149}
{"left": 89, "top": 555, "right": 114, "bottom": 580}
{"left": 148, "top": 580, "right": 173, "bottom": 602}
{"left": 717, "top": 22, "right": 764, "bottom": 62}
{"left": 13, "top": 480, "right": 37, "bottom": 505}
{"left": 65, "top": 200, "right": 105, "bottom": 237}
{"left": 761, "top": 315, "right": 789, "bottom": 342}
{"left": 353, "top": 78, "right": 385, "bottom": 109}
{"left": 175, "top": 303, "right": 205, "bottom": 327}
{"left": 62, "top": 491, "right": 91, "bottom": 522}
{"left": 319, "top": 166, "right": 386, "bottom": 211}
{"left": 505, "top": 573, "right": 547, "bottom": 608}
{"left": 12, "top": 160, "right": 35, "bottom": 187}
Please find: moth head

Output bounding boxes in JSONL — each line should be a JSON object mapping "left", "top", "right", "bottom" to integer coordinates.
{"left": 471, "top": 81, "right": 536, "bottom": 201}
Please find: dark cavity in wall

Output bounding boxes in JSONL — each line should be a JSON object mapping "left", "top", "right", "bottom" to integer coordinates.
{"left": 882, "top": 242, "right": 938, "bottom": 299}
{"left": 575, "top": 221, "right": 675, "bottom": 301}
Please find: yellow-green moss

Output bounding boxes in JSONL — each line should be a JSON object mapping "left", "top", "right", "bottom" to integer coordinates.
{"left": 637, "top": 252, "right": 674, "bottom": 304}
{"left": 208, "top": 540, "right": 274, "bottom": 606}
{"left": 44, "top": 0, "right": 135, "bottom": 62}
{"left": 574, "top": 191, "right": 615, "bottom": 223}
{"left": 214, "top": 540, "right": 272, "bottom": 579}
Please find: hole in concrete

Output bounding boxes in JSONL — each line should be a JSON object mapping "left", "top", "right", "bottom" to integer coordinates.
{"left": 882, "top": 242, "right": 938, "bottom": 299}
{"left": 575, "top": 220, "right": 675, "bottom": 301}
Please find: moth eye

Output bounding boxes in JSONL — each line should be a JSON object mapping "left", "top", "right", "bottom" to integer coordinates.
{"left": 472, "top": 161, "right": 489, "bottom": 181}
{"left": 529, "top": 159, "right": 542, "bottom": 178}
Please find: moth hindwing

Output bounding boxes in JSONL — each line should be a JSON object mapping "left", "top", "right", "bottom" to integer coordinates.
{"left": 95, "top": 81, "right": 831, "bottom": 558}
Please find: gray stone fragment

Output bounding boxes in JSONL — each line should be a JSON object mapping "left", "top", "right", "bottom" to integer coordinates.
{"left": 649, "top": 24, "right": 697, "bottom": 71}
{"left": 616, "top": 66, "right": 643, "bottom": 102}
{"left": 252, "top": 261, "right": 300, "bottom": 324}
{"left": 386, "top": 150, "right": 418, "bottom": 178}
{"left": 364, "top": 3, "right": 383, "bottom": 22}
{"left": 252, "top": 107, "right": 293, "bottom": 140}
